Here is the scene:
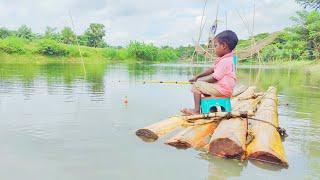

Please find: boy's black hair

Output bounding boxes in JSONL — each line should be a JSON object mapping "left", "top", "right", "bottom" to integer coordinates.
{"left": 215, "top": 30, "right": 238, "bottom": 51}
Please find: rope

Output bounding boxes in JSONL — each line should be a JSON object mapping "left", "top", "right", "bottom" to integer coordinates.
{"left": 247, "top": 117, "right": 288, "bottom": 138}
{"left": 184, "top": 113, "right": 288, "bottom": 138}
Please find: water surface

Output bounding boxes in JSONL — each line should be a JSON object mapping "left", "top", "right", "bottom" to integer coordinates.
{"left": 0, "top": 62, "right": 319, "bottom": 179}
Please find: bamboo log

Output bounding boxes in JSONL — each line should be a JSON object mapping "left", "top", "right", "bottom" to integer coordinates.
{"left": 208, "top": 117, "right": 248, "bottom": 158}
{"left": 135, "top": 115, "right": 185, "bottom": 142}
{"left": 234, "top": 86, "right": 256, "bottom": 100}
{"left": 165, "top": 122, "right": 218, "bottom": 149}
{"left": 208, "top": 87, "right": 262, "bottom": 158}
{"left": 232, "top": 84, "right": 248, "bottom": 97}
{"left": 246, "top": 87, "right": 288, "bottom": 167}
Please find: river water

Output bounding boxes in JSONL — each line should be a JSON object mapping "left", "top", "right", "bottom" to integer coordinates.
{"left": 0, "top": 62, "right": 319, "bottom": 179}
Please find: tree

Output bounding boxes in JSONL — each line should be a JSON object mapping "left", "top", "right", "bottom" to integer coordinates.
{"left": 16, "top": 25, "right": 34, "bottom": 40}
{"left": 44, "top": 26, "right": 60, "bottom": 41}
{"left": 83, "top": 23, "right": 106, "bottom": 47}
{"left": 296, "top": 0, "right": 320, "bottom": 10}
{"left": 60, "top": 27, "right": 76, "bottom": 44}
{"left": 291, "top": 10, "right": 320, "bottom": 59}
{"left": 0, "top": 27, "right": 11, "bottom": 39}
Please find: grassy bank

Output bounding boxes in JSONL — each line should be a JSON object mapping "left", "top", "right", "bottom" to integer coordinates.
{"left": 0, "top": 36, "right": 194, "bottom": 64}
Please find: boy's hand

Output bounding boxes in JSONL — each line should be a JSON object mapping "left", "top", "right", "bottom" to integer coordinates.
{"left": 189, "top": 77, "right": 198, "bottom": 82}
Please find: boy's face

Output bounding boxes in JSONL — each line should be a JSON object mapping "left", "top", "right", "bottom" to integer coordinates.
{"left": 214, "top": 39, "right": 229, "bottom": 57}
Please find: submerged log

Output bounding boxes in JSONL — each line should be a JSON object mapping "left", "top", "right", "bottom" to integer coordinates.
{"left": 135, "top": 115, "right": 185, "bottom": 142}
{"left": 246, "top": 87, "right": 288, "bottom": 167}
{"left": 165, "top": 122, "right": 218, "bottom": 149}
{"left": 208, "top": 86, "right": 263, "bottom": 158}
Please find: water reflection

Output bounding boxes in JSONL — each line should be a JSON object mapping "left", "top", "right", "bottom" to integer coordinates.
{"left": 199, "top": 152, "right": 246, "bottom": 179}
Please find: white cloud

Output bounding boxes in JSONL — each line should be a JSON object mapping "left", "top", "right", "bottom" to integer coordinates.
{"left": 0, "top": 0, "right": 302, "bottom": 47}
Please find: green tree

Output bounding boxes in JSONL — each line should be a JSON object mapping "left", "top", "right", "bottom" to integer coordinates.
{"left": 291, "top": 10, "right": 320, "bottom": 59}
{"left": 83, "top": 23, "right": 106, "bottom": 47}
{"left": 0, "top": 27, "right": 12, "bottom": 39}
{"left": 44, "top": 26, "right": 60, "bottom": 41}
{"left": 16, "top": 25, "right": 34, "bottom": 40}
{"left": 262, "top": 10, "right": 320, "bottom": 61}
{"left": 296, "top": 0, "right": 320, "bottom": 10}
{"left": 60, "top": 27, "right": 76, "bottom": 44}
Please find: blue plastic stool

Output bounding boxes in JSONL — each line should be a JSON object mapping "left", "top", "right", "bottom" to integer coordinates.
{"left": 200, "top": 97, "right": 232, "bottom": 114}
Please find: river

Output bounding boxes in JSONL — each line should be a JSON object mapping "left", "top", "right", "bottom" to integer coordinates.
{"left": 0, "top": 62, "right": 319, "bottom": 179}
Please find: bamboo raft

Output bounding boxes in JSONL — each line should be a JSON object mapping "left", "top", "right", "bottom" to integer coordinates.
{"left": 136, "top": 86, "right": 288, "bottom": 168}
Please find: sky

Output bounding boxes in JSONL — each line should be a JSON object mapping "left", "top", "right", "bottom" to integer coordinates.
{"left": 0, "top": 0, "right": 302, "bottom": 47}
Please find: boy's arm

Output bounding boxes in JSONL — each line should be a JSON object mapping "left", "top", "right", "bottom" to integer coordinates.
{"left": 190, "top": 67, "right": 214, "bottom": 82}
{"left": 196, "top": 74, "right": 218, "bottom": 83}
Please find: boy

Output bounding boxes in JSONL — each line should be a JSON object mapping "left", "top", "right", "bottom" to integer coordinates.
{"left": 181, "top": 30, "right": 238, "bottom": 115}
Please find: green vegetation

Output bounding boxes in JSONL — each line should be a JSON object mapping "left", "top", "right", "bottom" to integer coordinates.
{"left": 0, "top": 23, "right": 190, "bottom": 63}
{"left": 257, "top": 10, "right": 320, "bottom": 62}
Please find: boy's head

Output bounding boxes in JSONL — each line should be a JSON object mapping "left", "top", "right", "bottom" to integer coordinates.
{"left": 214, "top": 30, "right": 238, "bottom": 57}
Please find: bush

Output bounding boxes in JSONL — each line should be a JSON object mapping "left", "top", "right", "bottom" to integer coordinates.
{"left": 127, "top": 41, "right": 159, "bottom": 61}
{"left": 0, "top": 37, "right": 26, "bottom": 54}
{"left": 103, "top": 48, "right": 119, "bottom": 59}
{"left": 158, "top": 47, "right": 178, "bottom": 61}
{"left": 37, "top": 39, "right": 69, "bottom": 56}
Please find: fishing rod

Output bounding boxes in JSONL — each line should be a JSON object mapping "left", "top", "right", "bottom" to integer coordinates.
{"left": 112, "top": 80, "right": 194, "bottom": 85}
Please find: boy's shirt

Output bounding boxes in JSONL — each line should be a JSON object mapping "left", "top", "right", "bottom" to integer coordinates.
{"left": 211, "top": 51, "right": 236, "bottom": 97}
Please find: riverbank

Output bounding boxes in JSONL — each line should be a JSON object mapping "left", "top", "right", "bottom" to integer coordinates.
{"left": 0, "top": 52, "right": 140, "bottom": 64}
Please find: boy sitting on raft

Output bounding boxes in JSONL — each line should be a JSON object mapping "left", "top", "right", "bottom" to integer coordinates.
{"left": 181, "top": 30, "right": 238, "bottom": 115}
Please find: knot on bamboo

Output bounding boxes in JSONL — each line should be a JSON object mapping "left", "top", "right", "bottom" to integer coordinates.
{"left": 225, "top": 112, "right": 232, "bottom": 119}
{"left": 240, "top": 111, "right": 249, "bottom": 118}
{"left": 277, "top": 127, "right": 288, "bottom": 138}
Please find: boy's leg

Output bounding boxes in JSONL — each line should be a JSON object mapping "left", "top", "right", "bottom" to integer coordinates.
{"left": 181, "top": 89, "right": 202, "bottom": 115}
{"left": 194, "top": 91, "right": 201, "bottom": 113}
{"left": 181, "top": 81, "right": 223, "bottom": 115}
{"left": 192, "top": 81, "right": 223, "bottom": 97}
{"left": 181, "top": 94, "right": 200, "bottom": 114}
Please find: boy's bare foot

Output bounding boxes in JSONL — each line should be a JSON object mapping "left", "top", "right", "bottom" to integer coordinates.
{"left": 181, "top": 108, "right": 200, "bottom": 115}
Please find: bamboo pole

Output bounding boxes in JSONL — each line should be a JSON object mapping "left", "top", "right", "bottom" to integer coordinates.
{"left": 232, "top": 84, "right": 248, "bottom": 97}
{"left": 208, "top": 87, "right": 263, "bottom": 158}
{"left": 135, "top": 115, "right": 185, "bottom": 142}
{"left": 208, "top": 117, "right": 248, "bottom": 158}
{"left": 68, "top": 11, "right": 86, "bottom": 77}
{"left": 165, "top": 122, "right": 218, "bottom": 149}
{"left": 246, "top": 87, "right": 288, "bottom": 167}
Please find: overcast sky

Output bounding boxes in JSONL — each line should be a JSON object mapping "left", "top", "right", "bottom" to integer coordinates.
{"left": 0, "top": 0, "right": 302, "bottom": 46}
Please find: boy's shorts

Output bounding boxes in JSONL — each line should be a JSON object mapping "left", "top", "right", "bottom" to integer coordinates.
{"left": 191, "top": 81, "right": 223, "bottom": 97}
